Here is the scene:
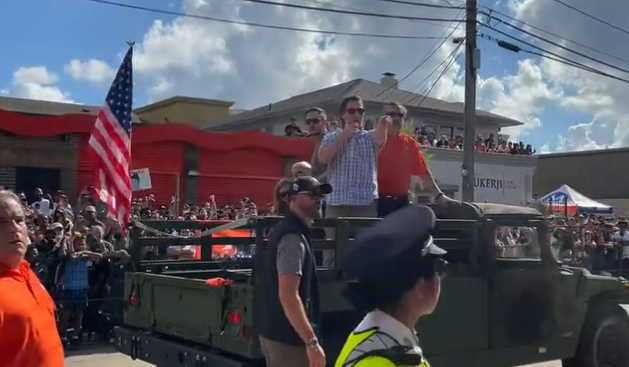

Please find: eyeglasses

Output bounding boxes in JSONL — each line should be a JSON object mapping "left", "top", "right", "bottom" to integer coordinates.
{"left": 386, "top": 112, "right": 404, "bottom": 118}
{"left": 345, "top": 108, "right": 364, "bottom": 115}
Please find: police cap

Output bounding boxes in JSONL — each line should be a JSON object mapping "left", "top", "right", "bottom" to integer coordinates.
{"left": 342, "top": 204, "right": 446, "bottom": 280}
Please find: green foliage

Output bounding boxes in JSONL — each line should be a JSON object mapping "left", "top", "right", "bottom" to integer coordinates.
{"left": 399, "top": 119, "right": 432, "bottom": 163}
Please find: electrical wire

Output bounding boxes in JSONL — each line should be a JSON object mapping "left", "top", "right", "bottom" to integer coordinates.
{"left": 300, "top": 0, "right": 462, "bottom": 30}
{"left": 550, "top": 0, "right": 629, "bottom": 36}
{"left": 376, "top": 10, "right": 465, "bottom": 97}
{"left": 80, "top": 0, "right": 456, "bottom": 40}
{"left": 479, "top": 7, "right": 629, "bottom": 66}
{"left": 478, "top": 33, "right": 629, "bottom": 85}
{"left": 403, "top": 42, "right": 462, "bottom": 106}
{"left": 483, "top": 17, "right": 629, "bottom": 77}
{"left": 235, "top": 0, "right": 462, "bottom": 22}
{"left": 361, "top": 0, "right": 462, "bottom": 9}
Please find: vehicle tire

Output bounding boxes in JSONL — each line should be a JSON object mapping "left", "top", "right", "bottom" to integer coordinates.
{"left": 563, "top": 302, "right": 629, "bottom": 367}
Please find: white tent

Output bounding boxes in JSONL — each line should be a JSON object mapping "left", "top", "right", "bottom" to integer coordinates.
{"left": 540, "top": 184, "right": 613, "bottom": 214}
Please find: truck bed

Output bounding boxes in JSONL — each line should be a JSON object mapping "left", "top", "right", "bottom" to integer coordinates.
{"left": 123, "top": 268, "right": 350, "bottom": 359}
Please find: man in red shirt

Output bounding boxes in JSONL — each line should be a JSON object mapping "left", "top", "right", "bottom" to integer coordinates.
{"left": 0, "top": 190, "right": 64, "bottom": 367}
{"left": 377, "top": 102, "right": 451, "bottom": 217}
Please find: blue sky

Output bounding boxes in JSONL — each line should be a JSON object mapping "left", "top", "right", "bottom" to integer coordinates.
{"left": 0, "top": 0, "right": 588, "bottom": 151}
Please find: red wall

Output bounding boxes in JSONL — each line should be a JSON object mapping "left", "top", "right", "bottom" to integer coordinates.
{"left": 0, "top": 108, "right": 314, "bottom": 207}
{"left": 197, "top": 148, "right": 285, "bottom": 206}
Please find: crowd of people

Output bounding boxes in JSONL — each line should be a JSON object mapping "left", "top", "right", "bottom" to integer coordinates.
{"left": 283, "top": 119, "right": 536, "bottom": 156}
{"left": 547, "top": 214, "right": 629, "bottom": 274}
{"left": 2, "top": 184, "right": 268, "bottom": 350}
{"left": 413, "top": 129, "right": 536, "bottom": 156}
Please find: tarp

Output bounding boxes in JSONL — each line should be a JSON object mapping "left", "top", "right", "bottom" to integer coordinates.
{"left": 540, "top": 184, "right": 613, "bottom": 215}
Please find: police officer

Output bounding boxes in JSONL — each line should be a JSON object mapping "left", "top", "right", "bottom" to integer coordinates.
{"left": 335, "top": 205, "right": 447, "bottom": 367}
{"left": 259, "top": 176, "right": 332, "bottom": 367}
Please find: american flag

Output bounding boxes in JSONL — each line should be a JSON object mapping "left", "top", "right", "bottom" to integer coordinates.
{"left": 88, "top": 46, "right": 134, "bottom": 225}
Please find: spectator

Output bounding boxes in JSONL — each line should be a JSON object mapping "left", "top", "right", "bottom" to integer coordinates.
{"left": 292, "top": 161, "right": 312, "bottom": 178}
{"left": 32, "top": 188, "right": 54, "bottom": 217}
{"left": 57, "top": 233, "right": 102, "bottom": 346}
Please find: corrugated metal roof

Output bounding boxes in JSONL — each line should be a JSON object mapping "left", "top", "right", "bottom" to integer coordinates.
{"left": 213, "top": 79, "right": 523, "bottom": 129}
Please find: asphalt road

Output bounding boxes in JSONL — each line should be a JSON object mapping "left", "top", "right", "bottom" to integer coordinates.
{"left": 64, "top": 346, "right": 562, "bottom": 367}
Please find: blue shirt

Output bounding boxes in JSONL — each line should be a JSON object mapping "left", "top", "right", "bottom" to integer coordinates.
{"left": 319, "top": 130, "right": 380, "bottom": 205}
{"left": 63, "top": 259, "right": 90, "bottom": 290}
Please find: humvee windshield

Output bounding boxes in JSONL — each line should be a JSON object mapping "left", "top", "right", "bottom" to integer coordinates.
{"left": 495, "top": 226, "right": 541, "bottom": 260}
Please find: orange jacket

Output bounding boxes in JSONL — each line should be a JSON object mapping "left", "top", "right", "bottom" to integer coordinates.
{"left": 0, "top": 261, "right": 64, "bottom": 367}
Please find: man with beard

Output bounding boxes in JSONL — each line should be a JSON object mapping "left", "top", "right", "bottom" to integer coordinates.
{"left": 377, "top": 102, "right": 453, "bottom": 217}
{"left": 259, "top": 177, "right": 331, "bottom": 367}
{"left": 0, "top": 190, "right": 64, "bottom": 367}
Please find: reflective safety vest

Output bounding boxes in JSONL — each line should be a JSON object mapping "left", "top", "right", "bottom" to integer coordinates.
{"left": 334, "top": 328, "right": 431, "bottom": 367}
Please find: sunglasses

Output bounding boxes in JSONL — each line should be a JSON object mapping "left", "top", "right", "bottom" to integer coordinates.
{"left": 305, "top": 118, "right": 320, "bottom": 125}
{"left": 386, "top": 112, "right": 404, "bottom": 118}
{"left": 345, "top": 108, "right": 364, "bottom": 115}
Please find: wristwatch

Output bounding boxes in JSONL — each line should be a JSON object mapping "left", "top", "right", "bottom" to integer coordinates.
{"left": 306, "top": 337, "right": 319, "bottom": 348}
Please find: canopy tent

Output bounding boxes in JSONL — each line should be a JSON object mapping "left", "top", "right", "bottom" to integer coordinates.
{"left": 540, "top": 184, "right": 613, "bottom": 215}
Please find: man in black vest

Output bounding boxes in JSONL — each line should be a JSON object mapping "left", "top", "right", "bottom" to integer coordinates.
{"left": 259, "top": 176, "right": 331, "bottom": 367}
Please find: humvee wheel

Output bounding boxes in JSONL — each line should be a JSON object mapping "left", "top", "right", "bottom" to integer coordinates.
{"left": 563, "top": 303, "right": 629, "bottom": 367}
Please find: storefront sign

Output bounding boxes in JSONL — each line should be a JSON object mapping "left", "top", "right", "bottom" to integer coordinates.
{"left": 475, "top": 178, "right": 516, "bottom": 190}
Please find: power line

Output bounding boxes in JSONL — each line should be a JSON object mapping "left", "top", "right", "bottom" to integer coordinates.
{"left": 235, "top": 0, "right": 462, "bottom": 22}
{"left": 361, "top": 0, "right": 462, "bottom": 9}
{"left": 300, "top": 0, "right": 462, "bottom": 30}
{"left": 479, "top": 7, "right": 629, "bottom": 66}
{"left": 479, "top": 33, "right": 629, "bottom": 85}
{"left": 550, "top": 0, "right": 629, "bottom": 36}
{"left": 377, "top": 11, "right": 465, "bottom": 97}
{"left": 483, "top": 22, "right": 629, "bottom": 78}
{"left": 80, "top": 0, "right": 455, "bottom": 40}
{"left": 403, "top": 42, "right": 462, "bottom": 106}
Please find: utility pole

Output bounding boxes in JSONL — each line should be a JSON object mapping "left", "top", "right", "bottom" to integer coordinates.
{"left": 461, "top": 0, "right": 479, "bottom": 202}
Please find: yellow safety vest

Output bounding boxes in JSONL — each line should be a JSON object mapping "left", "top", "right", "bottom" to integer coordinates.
{"left": 334, "top": 329, "right": 431, "bottom": 367}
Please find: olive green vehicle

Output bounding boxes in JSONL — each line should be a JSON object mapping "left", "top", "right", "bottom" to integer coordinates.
{"left": 115, "top": 203, "right": 629, "bottom": 367}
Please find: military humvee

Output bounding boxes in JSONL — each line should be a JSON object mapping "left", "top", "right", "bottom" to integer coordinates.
{"left": 115, "top": 203, "right": 629, "bottom": 367}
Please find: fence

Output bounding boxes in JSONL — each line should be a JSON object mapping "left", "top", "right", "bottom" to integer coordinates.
{"left": 31, "top": 255, "right": 127, "bottom": 346}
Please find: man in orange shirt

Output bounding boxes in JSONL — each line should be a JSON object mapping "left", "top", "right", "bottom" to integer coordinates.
{"left": 377, "top": 102, "right": 452, "bottom": 217}
{"left": 0, "top": 190, "right": 64, "bottom": 367}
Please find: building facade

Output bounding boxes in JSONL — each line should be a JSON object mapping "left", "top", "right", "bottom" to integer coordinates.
{"left": 534, "top": 148, "right": 629, "bottom": 214}
{"left": 426, "top": 149, "right": 536, "bottom": 205}
{"left": 208, "top": 75, "right": 522, "bottom": 144}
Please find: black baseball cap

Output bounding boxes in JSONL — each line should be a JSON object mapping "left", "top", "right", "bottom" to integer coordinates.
{"left": 289, "top": 176, "right": 332, "bottom": 197}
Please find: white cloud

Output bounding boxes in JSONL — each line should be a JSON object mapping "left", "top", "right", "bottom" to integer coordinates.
{"left": 478, "top": 59, "right": 562, "bottom": 140}
{"left": 85, "top": 0, "right": 470, "bottom": 105}
{"left": 509, "top": 0, "right": 629, "bottom": 151}
{"left": 4, "top": 66, "right": 72, "bottom": 102}
{"left": 64, "top": 59, "right": 116, "bottom": 83}
{"left": 62, "top": 0, "right": 629, "bottom": 152}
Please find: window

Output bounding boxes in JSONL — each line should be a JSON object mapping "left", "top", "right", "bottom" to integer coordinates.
{"left": 494, "top": 226, "right": 541, "bottom": 260}
{"left": 455, "top": 127, "right": 464, "bottom": 138}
